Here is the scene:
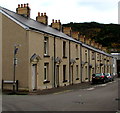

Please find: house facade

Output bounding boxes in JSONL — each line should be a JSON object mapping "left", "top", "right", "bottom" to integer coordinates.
{"left": 0, "top": 4, "right": 114, "bottom": 91}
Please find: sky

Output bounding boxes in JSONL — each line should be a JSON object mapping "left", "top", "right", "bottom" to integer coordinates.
{"left": 0, "top": 0, "right": 119, "bottom": 24}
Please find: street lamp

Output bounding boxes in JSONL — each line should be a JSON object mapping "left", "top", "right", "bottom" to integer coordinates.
{"left": 13, "top": 44, "right": 21, "bottom": 93}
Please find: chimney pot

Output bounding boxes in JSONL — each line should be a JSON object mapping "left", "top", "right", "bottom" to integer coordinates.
{"left": 21, "top": 4, "right": 23, "bottom": 8}
{"left": 18, "top": 4, "right": 20, "bottom": 8}
{"left": 24, "top": 4, "right": 26, "bottom": 7}
{"left": 41, "top": 13, "right": 43, "bottom": 16}
{"left": 55, "top": 20, "right": 57, "bottom": 23}
{"left": 52, "top": 19, "right": 54, "bottom": 23}
{"left": 38, "top": 12, "right": 40, "bottom": 16}
{"left": 27, "top": 3, "right": 29, "bottom": 7}
{"left": 44, "top": 12, "right": 46, "bottom": 16}
{"left": 58, "top": 20, "right": 60, "bottom": 23}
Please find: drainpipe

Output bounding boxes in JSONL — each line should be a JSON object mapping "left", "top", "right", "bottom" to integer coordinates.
{"left": 80, "top": 44, "right": 82, "bottom": 83}
{"left": 95, "top": 52, "right": 96, "bottom": 74}
{"left": 69, "top": 41, "right": 71, "bottom": 84}
{"left": 88, "top": 49, "right": 90, "bottom": 82}
{"left": 53, "top": 36, "right": 56, "bottom": 87}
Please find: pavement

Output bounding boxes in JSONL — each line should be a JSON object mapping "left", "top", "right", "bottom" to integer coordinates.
{"left": 2, "top": 81, "right": 93, "bottom": 95}
{"left": 2, "top": 77, "right": 119, "bottom": 95}
{"left": 29, "top": 81, "right": 92, "bottom": 95}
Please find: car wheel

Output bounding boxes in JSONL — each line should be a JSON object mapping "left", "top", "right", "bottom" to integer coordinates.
{"left": 102, "top": 79, "right": 106, "bottom": 83}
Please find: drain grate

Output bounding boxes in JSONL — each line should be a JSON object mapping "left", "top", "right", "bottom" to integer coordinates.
{"left": 74, "top": 101, "right": 84, "bottom": 104}
{"left": 115, "top": 98, "right": 120, "bottom": 101}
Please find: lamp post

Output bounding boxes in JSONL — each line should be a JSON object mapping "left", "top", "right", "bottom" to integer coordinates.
{"left": 13, "top": 44, "right": 20, "bottom": 93}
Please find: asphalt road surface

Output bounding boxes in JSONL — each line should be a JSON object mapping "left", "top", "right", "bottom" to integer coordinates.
{"left": 2, "top": 78, "right": 120, "bottom": 112}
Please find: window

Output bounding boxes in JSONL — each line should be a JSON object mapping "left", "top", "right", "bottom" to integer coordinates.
{"left": 76, "top": 45, "right": 79, "bottom": 58}
{"left": 44, "top": 37, "right": 49, "bottom": 56}
{"left": 63, "top": 65, "right": 67, "bottom": 82}
{"left": 92, "top": 52, "right": 95, "bottom": 60}
{"left": 76, "top": 65, "right": 79, "bottom": 79}
{"left": 63, "top": 41, "right": 66, "bottom": 57}
{"left": 85, "top": 53, "right": 87, "bottom": 62}
{"left": 85, "top": 66, "right": 88, "bottom": 79}
{"left": 97, "top": 54, "right": 100, "bottom": 61}
{"left": 44, "top": 63, "right": 49, "bottom": 81}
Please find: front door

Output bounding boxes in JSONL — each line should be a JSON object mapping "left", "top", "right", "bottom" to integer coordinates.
{"left": 70, "top": 66, "right": 73, "bottom": 84}
{"left": 56, "top": 65, "right": 59, "bottom": 87}
{"left": 32, "top": 64, "right": 37, "bottom": 90}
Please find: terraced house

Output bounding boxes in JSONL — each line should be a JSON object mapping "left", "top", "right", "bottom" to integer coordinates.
{"left": 0, "top": 4, "right": 114, "bottom": 91}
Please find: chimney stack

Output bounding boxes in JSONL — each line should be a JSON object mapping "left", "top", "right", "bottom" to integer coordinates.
{"left": 51, "top": 19, "right": 62, "bottom": 31}
{"left": 102, "top": 47, "right": 107, "bottom": 52}
{"left": 36, "top": 12, "right": 48, "bottom": 25}
{"left": 99, "top": 44, "right": 102, "bottom": 50}
{"left": 95, "top": 43, "right": 99, "bottom": 49}
{"left": 85, "top": 37, "right": 91, "bottom": 45}
{"left": 16, "top": 3, "right": 31, "bottom": 18}
{"left": 63, "top": 27, "right": 72, "bottom": 36}
{"left": 71, "top": 31, "right": 80, "bottom": 40}
{"left": 79, "top": 35, "right": 85, "bottom": 43}
{"left": 91, "top": 39, "right": 95, "bottom": 47}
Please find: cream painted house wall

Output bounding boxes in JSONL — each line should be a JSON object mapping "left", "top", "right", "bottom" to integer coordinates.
{"left": 0, "top": 12, "right": 2, "bottom": 89}
{"left": 81, "top": 47, "right": 89, "bottom": 82}
{"left": 2, "top": 14, "right": 29, "bottom": 90}
{"left": 69, "top": 42, "right": 81, "bottom": 84}
{"left": 89, "top": 50, "right": 96, "bottom": 80}
{"left": 28, "top": 30, "right": 55, "bottom": 90}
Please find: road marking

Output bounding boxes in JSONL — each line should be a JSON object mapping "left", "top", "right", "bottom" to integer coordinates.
{"left": 53, "top": 90, "right": 72, "bottom": 95}
{"left": 85, "top": 87, "right": 95, "bottom": 91}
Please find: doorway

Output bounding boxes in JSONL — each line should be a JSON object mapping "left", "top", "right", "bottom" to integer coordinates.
{"left": 70, "top": 66, "right": 73, "bottom": 84}
{"left": 32, "top": 64, "right": 37, "bottom": 90}
{"left": 56, "top": 65, "right": 59, "bottom": 87}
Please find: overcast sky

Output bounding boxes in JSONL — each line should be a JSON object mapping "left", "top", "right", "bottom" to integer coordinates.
{"left": 0, "top": 0, "right": 119, "bottom": 24}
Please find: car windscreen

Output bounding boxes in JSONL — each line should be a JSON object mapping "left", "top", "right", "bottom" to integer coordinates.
{"left": 95, "top": 74, "right": 102, "bottom": 76}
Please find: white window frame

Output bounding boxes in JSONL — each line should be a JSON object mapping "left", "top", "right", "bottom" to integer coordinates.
{"left": 63, "top": 41, "right": 66, "bottom": 57}
{"left": 76, "top": 45, "right": 79, "bottom": 58}
{"left": 44, "top": 37, "right": 48, "bottom": 56}
{"left": 76, "top": 65, "right": 79, "bottom": 78}
{"left": 44, "top": 63, "right": 49, "bottom": 81}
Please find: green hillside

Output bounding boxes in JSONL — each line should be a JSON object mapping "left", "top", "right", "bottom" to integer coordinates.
{"left": 63, "top": 22, "right": 120, "bottom": 52}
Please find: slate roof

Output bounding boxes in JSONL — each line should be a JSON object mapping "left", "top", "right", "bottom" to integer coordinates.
{"left": 0, "top": 6, "right": 113, "bottom": 57}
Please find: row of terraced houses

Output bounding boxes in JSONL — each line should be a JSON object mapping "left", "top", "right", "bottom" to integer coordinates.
{"left": 0, "top": 4, "right": 114, "bottom": 91}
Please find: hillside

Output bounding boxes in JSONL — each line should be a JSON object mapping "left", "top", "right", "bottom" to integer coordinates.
{"left": 63, "top": 22, "right": 120, "bottom": 53}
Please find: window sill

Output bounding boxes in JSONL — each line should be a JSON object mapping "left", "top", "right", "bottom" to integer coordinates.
{"left": 63, "top": 80, "right": 68, "bottom": 83}
{"left": 44, "top": 55, "right": 50, "bottom": 58}
{"left": 43, "top": 80, "right": 50, "bottom": 84}
{"left": 76, "top": 78, "right": 79, "bottom": 80}
{"left": 76, "top": 58, "right": 79, "bottom": 60}
{"left": 63, "top": 56, "right": 67, "bottom": 59}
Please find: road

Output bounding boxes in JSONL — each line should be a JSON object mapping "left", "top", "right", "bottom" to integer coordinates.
{"left": 2, "top": 78, "right": 120, "bottom": 112}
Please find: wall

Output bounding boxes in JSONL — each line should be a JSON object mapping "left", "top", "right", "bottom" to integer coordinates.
{"left": 28, "top": 31, "right": 55, "bottom": 90}
{"left": 69, "top": 41, "right": 81, "bottom": 84}
{"left": 2, "top": 15, "right": 29, "bottom": 90}
{"left": 55, "top": 37, "right": 69, "bottom": 87}
{"left": 81, "top": 47, "right": 89, "bottom": 82}
{"left": 0, "top": 12, "right": 2, "bottom": 89}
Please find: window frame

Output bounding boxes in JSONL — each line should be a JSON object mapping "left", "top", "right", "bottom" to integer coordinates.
{"left": 63, "top": 65, "right": 67, "bottom": 82}
{"left": 44, "top": 63, "right": 49, "bottom": 81}
{"left": 63, "top": 41, "right": 67, "bottom": 58}
{"left": 44, "top": 37, "right": 49, "bottom": 56}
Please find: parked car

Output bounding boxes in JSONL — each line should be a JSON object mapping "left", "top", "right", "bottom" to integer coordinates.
{"left": 105, "top": 73, "right": 114, "bottom": 82}
{"left": 92, "top": 73, "right": 108, "bottom": 84}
